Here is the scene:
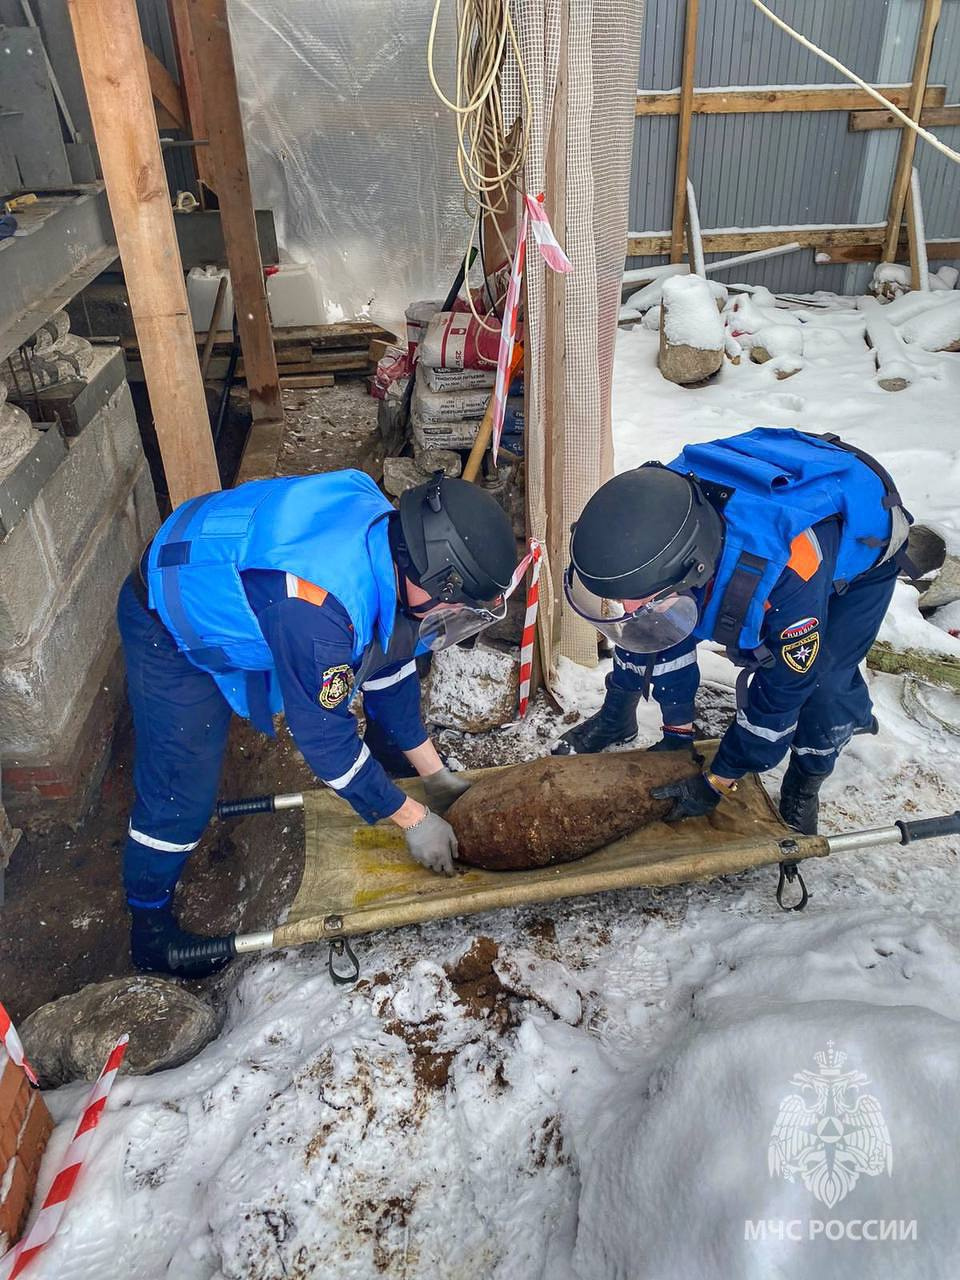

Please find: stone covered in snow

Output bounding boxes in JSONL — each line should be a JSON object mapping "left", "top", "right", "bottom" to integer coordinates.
{"left": 423, "top": 641, "right": 519, "bottom": 732}
{"left": 659, "top": 275, "right": 724, "bottom": 384}
{"left": 21, "top": 976, "right": 221, "bottom": 1085}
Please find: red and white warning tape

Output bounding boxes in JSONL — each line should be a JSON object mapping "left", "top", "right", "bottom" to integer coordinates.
{"left": 491, "top": 193, "right": 573, "bottom": 465}
{"left": 0, "top": 1034, "right": 129, "bottom": 1280}
{"left": 0, "top": 1001, "right": 38, "bottom": 1088}
{"left": 491, "top": 210, "right": 527, "bottom": 465}
{"left": 517, "top": 541, "right": 543, "bottom": 719}
{"left": 523, "top": 192, "right": 574, "bottom": 275}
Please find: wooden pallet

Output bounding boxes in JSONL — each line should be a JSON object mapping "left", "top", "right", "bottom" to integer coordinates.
{"left": 122, "top": 321, "right": 396, "bottom": 386}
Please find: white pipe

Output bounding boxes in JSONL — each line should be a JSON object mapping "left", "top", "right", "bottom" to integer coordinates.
{"left": 704, "top": 241, "right": 803, "bottom": 274}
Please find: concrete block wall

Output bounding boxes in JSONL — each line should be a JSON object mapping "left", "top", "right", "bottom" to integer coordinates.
{"left": 0, "top": 353, "right": 159, "bottom": 821}
{"left": 0, "top": 1049, "right": 53, "bottom": 1252}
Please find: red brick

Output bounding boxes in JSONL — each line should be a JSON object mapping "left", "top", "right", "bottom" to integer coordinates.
{"left": 0, "top": 1111, "right": 17, "bottom": 1165}
{"left": 17, "top": 1095, "right": 53, "bottom": 1181}
{"left": 0, "top": 1156, "right": 31, "bottom": 1245}
{"left": 0, "top": 1058, "right": 28, "bottom": 1125}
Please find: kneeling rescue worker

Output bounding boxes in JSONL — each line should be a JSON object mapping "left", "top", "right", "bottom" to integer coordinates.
{"left": 119, "top": 470, "right": 517, "bottom": 978}
{"left": 555, "top": 428, "right": 911, "bottom": 832}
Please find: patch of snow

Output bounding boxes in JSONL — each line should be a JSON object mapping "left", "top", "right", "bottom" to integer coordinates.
{"left": 661, "top": 275, "right": 724, "bottom": 350}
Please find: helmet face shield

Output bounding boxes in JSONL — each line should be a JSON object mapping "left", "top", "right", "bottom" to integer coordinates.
{"left": 418, "top": 598, "right": 508, "bottom": 651}
{"left": 564, "top": 566, "right": 699, "bottom": 653}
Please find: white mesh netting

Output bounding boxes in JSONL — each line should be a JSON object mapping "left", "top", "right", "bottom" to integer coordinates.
{"left": 516, "top": 0, "right": 644, "bottom": 671}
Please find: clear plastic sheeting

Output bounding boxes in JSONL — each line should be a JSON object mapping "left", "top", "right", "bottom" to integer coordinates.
{"left": 228, "top": 0, "right": 469, "bottom": 329}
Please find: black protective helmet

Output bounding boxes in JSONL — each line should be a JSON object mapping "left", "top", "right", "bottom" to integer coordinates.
{"left": 569, "top": 464, "right": 724, "bottom": 600}
{"left": 398, "top": 474, "right": 517, "bottom": 604}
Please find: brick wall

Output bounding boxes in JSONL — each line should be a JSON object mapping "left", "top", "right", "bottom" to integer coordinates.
{"left": 0, "top": 1050, "right": 53, "bottom": 1254}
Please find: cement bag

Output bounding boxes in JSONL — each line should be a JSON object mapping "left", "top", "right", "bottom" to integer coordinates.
{"left": 424, "top": 366, "right": 496, "bottom": 392}
{"left": 405, "top": 299, "right": 442, "bottom": 360}
{"left": 413, "top": 367, "right": 489, "bottom": 422}
{"left": 411, "top": 397, "right": 523, "bottom": 452}
{"left": 420, "top": 311, "right": 523, "bottom": 370}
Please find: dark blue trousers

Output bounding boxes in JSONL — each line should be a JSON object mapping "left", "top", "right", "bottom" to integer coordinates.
{"left": 788, "top": 557, "right": 898, "bottom": 776}
{"left": 118, "top": 577, "right": 233, "bottom": 907}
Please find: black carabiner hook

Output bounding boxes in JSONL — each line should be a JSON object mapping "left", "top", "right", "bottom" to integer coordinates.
{"left": 776, "top": 861, "right": 809, "bottom": 912}
{"left": 328, "top": 936, "right": 361, "bottom": 986}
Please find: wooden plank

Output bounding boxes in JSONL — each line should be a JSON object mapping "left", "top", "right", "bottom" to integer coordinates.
{"left": 189, "top": 0, "right": 283, "bottom": 426}
{"left": 628, "top": 224, "right": 888, "bottom": 256}
{"left": 542, "top": 0, "right": 568, "bottom": 677}
{"left": 881, "top": 0, "right": 942, "bottom": 264}
{"left": 67, "top": 0, "right": 218, "bottom": 505}
{"left": 144, "top": 44, "right": 185, "bottom": 129}
{"left": 814, "top": 239, "right": 960, "bottom": 264}
{"left": 278, "top": 374, "right": 336, "bottom": 389}
{"left": 166, "top": 0, "right": 216, "bottom": 189}
{"left": 670, "top": 0, "right": 699, "bottom": 263}
{"left": 237, "top": 353, "right": 368, "bottom": 377}
{"left": 849, "top": 104, "right": 960, "bottom": 131}
{"left": 636, "top": 83, "right": 946, "bottom": 116}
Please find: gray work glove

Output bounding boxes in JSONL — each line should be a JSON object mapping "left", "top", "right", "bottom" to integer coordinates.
{"left": 422, "top": 766, "right": 471, "bottom": 813}
{"left": 404, "top": 809, "right": 458, "bottom": 876}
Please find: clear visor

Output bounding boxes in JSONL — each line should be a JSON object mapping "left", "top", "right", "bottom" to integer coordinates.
{"left": 564, "top": 568, "right": 699, "bottom": 653}
{"left": 418, "top": 599, "right": 508, "bottom": 651}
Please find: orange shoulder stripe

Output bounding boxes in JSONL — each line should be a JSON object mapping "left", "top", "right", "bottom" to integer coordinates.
{"left": 287, "top": 575, "right": 328, "bottom": 607}
{"left": 786, "top": 531, "right": 822, "bottom": 583}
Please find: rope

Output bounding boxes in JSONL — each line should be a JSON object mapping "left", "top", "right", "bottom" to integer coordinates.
{"left": 747, "top": 0, "right": 960, "bottom": 167}
{"left": 428, "top": 1, "right": 532, "bottom": 329}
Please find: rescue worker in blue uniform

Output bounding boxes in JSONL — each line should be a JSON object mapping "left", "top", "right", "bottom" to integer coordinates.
{"left": 554, "top": 428, "right": 910, "bottom": 832}
{"left": 118, "top": 470, "right": 517, "bottom": 978}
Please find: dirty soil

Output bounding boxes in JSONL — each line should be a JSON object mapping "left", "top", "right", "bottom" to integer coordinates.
{"left": 0, "top": 716, "right": 312, "bottom": 1026}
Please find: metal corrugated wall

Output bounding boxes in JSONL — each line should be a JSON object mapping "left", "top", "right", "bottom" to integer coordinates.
{"left": 629, "top": 0, "right": 960, "bottom": 295}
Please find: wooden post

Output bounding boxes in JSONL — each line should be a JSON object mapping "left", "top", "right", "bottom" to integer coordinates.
{"left": 542, "top": 0, "right": 569, "bottom": 674}
{"left": 670, "top": 0, "right": 699, "bottom": 263}
{"left": 167, "top": 0, "right": 217, "bottom": 192}
{"left": 66, "top": 0, "right": 220, "bottom": 506}
{"left": 188, "top": 0, "right": 283, "bottom": 428}
{"left": 880, "top": 0, "right": 942, "bottom": 263}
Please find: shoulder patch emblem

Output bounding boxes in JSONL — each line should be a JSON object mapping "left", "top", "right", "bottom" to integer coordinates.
{"left": 780, "top": 617, "right": 819, "bottom": 641}
{"left": 782, "top": 632, "right": 820, "bottom": 674}
{"left": 318, "top": 664, "right": 354, "bottom": 709}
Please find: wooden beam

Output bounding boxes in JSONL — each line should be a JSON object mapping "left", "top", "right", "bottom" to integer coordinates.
{"left": 670, "top": 0, "right": 699, "bottom": 264}
{"left": 166, "top": 0, "right": 216, "bottom": 190}
{"left": 144, "top": 45, "right": 185, "bottom": 129}
{"left": 542, "top": 0, "right": 568, "bottom": 677}
{"left": 636, "top": 83, "right": 946, "bottom": 116}
{"left": 849, "top": 104, "right": 960, "bottom": 132}
{"left": 188, "top": 0, "right": 283, "bottom": 428}
{"left": 906, "top": 168, "right": 927, "bottom": 291}
{"left": 628, "top": 224, "right": 888, "bottom": 257}
{"left": 67, "top": 0, "right": 219, "bottom": 507}
{"left": 881, "top": 0, "right": 942, "bottom": 263}
{"left": 815, "top": 239, "right": 960, "bottom": 264}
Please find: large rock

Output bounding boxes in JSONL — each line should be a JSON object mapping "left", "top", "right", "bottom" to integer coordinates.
{"left": 658, "top": 275, "right": 724, "bottom": 385}
{"left": 21, "top": 976, "right": 221, "bottom": 1086}
{"left": 423, "top": 642, "right": 520, "bottom": 732}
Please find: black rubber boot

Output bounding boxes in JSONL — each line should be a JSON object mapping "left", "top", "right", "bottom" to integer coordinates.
{"left": 778, "top": 758, "right": 827, "bottom": 836}
{"left": 553, "top": 678, "right": 642, "bottom": 755}
{"left": 130, "top": 904, "right": 234, "bottom": 979}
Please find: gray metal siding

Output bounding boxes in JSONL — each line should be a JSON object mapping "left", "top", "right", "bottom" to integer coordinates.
{"left": 630, "top": 0, "right": 959, "bottom": 295}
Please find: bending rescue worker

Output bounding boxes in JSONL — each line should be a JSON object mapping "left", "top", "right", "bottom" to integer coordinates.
{"left": 556, "top": 428, "right": 910, "bottom": 832}
{"left": 118, "top": 471, "right": 518, "bottom": 978}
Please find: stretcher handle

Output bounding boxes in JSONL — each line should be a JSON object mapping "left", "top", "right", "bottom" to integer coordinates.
{"left": 217, "top": 792, "right": 304, "bottom": 820}
{"left": 166, "top": 933, "right": 237, "bottom": 970}
{"left": 896, "top": 811, "right": 960, "bottom": 844}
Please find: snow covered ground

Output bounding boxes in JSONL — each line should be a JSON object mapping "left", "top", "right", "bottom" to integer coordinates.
{"left": 22, "top": 315, "right": 960, "bottom": 1279}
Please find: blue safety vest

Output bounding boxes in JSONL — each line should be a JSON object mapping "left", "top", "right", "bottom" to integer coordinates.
{"left": 146, "top": 470, "right": 397, "bottom": 719}
{"left": 667, "top": 428, "right": 908, "bottom": 653}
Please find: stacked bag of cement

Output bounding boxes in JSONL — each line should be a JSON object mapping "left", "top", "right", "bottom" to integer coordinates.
{"left": 407, "top": 301, "right": 523, "bottom": 454}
